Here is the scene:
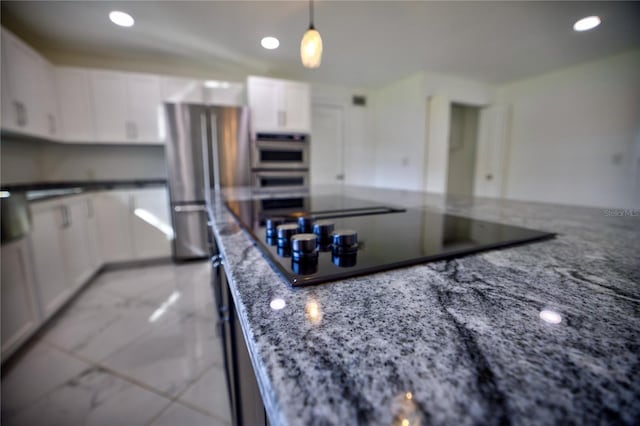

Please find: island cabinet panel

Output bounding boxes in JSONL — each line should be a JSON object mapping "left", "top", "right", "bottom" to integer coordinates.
{"left": 1, "top": 238, "right": 41, "bottom": 361}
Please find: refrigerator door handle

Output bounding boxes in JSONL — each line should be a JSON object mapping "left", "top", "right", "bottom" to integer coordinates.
{"left": 200, "top": 112, "right": 212, "bottom": 199}
{"left": 210, "top": 111, "right": 221, "bottom": 191}
{"left": 173, "top": 205, "right": 207, "bottom": 213}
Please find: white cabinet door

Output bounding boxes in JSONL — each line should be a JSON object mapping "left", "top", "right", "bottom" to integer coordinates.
{"left": 85, "top": 195, "right": 103, "bottom": 270}
{"left": 1, "top": 238, "right": 41, "bottom": 360}
{"left": 204, "top": 82, "right": 245, "bottom": 106}
{"left": 95, "top": 191, "right": 134, "bottom": 263}
{"left": 30, "top": 203, "right": 72, "bottom": 319}
{"left": 282, "top": 81, "right": 310, "bottom": 132}
{"left": 37, "top": 59, "right": 60, "bottom": 139}
{"left": 56, "top": 67, "right": 95, "bottom": 142}
{"left": 127, "top": 73, "right": 163, "bottom": 144}
{"left": 61, "top": 197, "right": 94, "bottom": 290}
{"left": 248, "top": 76, "right": 311, "bottom": 134}
{"left": 0, "top": 28, "right": 47, "bottom": 136}
{"left": 90, "top": 70, "right": 128, "bottom": 142}
{"left": 162, "top": 76, "right": 204, "bottom": 103}
{"left": 247, "top": 76, "right": 280, "bottom": 133}
{"left": 130, "top": 188, "right": 172, "bottom": 259}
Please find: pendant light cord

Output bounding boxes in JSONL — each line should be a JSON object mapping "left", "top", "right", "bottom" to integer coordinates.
{"left": 309, "top": 0, "right": 315, "bottom": 30}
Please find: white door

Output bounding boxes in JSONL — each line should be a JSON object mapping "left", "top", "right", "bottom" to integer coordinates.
{"left": 130, "top": 188, "right": 172, "bottom": 259}
{"left": 56, "top": 67, "right": 95, "bottom": 142}
{"left": 30, "top": 204, "right": 72, "bottom": 319}
{"left": 90, "top": 70, "right": 128, "bottom": 142}
{"left": 282, "top": 82, "right": 310, "bottom": 133}
{"left": 310, "top": 104, "right": 344, "bottom": 185}
{"left": 127, "top": 73, "right": 163, "bottom": 143}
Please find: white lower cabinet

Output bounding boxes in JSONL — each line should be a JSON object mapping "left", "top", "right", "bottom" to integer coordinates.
{"left": 29, "top": 194, "right": 99, "bottom": 319}
{"left": 1, "top": 238, "right": 41, "bottom": 360}
{"left": 130, "top": 188, "right": 172, "bottom": 259}
{"left": 95, "top": 187, "right": 171, "bottom": 263}
{"left": 4, "top": 187, "right": 171, "bottom": 358}
{"left": 29, "top": 201, "right": 73, "bottom": 319}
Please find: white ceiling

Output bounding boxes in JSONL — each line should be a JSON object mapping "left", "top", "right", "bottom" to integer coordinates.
{"left": 2, "top": 1, "right": 639, "bottom": 88}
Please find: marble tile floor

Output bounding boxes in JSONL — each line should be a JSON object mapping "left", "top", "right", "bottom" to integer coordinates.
{"left": 1, "top": 261, "right": 232, "bottom": 426}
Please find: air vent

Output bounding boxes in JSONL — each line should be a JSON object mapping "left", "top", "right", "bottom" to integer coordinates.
{"left": 352, "top": 95, "right": 366, "bottom": 106}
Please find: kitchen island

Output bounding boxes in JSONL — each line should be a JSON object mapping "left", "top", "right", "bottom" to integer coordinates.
{"left": 207, "top": 185, "right": 640, "bottom": 425}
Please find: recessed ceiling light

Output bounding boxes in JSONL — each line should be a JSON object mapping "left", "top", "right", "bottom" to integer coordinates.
{"left": 109, "top": 11, "right": 135, "bottom": 28}
{"left": 573, "top": 16, "right": 601, "bottom": 32}
{"left": 261, "top": 36, "right": 280, "bottom": 50}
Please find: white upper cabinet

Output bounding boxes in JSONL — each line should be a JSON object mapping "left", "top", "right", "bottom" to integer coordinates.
{"left": 0, "top": 27, "right": 56, "bottom": 138}
{"left": 56, "top": 67, "right": 95, "bottom": 142}
{"left": 126, "top": 73, "right": 163, "bottom": 143}
{"left": 247, "top": 76, "right": 311, "bottom": 134}
{"left": 162, "top": 77, "right": 204, "bottom": 103}
{"left": 90, "top": 70, "right": 129, "bottom": 142}
{"left": 90, "top": 70, "right": 163, "bottom": 144}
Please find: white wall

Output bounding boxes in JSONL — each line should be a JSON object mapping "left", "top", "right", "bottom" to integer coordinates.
{"left": 369, "top": 73, "right": 427, "bottom": 190}
{"left": 0, "top": 137, "right": 167, "bottom": 185}
{"left": 497, "top": 50, "right": 640, "bottom": 208}
{"left": 368, "top": 71, "right": 494, "bottom": 192}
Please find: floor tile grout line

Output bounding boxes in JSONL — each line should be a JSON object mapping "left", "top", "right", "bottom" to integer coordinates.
{"left": 43, "top": 339, "right": 229, "bottom": 422}
{"left": 42, "top": 340, "right": 180, "bottom": 403}
{"left": 167, "top": 361, "right": 233, "bottom": 423}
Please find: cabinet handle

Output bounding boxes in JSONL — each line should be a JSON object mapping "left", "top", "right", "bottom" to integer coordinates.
{"left": 86, "top": 199, "right": 94, "bottom": 218}
{"left": 131, "top": 122, "right": 138, "bottom": 139}
{"left": 125, "top": 121, "right": 134, "bottom": 139}
{"left": 14, "top": 102, "right": 26, "bottom": 127}
{"left": 65, "top": 205, "right": 72, "bottom": 227}
{"left": 277, "top": 110, "right": 285, "bottom": 126}
{"left": 283, "top": 110, "right": 287, "bottom": 126}
{"left": 48, "top": 114, "right": 56, "bottom": 135}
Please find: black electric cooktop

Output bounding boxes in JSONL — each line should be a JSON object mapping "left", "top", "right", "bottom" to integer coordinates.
{"left": 226, "top": 195, "right": 555, "bottom": 286}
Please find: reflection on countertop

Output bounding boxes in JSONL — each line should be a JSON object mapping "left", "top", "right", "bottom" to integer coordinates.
{"left": 208, "top": 185, "right": 640, "bottom": 425}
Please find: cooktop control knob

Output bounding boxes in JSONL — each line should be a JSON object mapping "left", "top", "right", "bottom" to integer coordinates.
{"left": 291, "top": 257, "right": 318, "bottom": 275}
{"left": 297, "top": 216, "right": 313, "bottom": 233}
{"left": 277, "top": 224, "right": 298, "bottom": 247}
{"left": 266, "top": 217, "right": 285, "bottom": 238}
{"left": 332, "top": 252, "right": 357, "bottom": 268}
{"left": 291, "top": 233, "right": 318, "bottom": 261}
{"left": 313, "top": 220, "right": 335, "bottom": 245}
{"left": 332, "top": 230, "right": 358, "bottom": 255}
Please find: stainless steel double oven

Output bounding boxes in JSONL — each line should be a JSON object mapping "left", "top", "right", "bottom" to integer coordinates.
{"left": 251, "top": 133, "right": 310, "bottom": 190}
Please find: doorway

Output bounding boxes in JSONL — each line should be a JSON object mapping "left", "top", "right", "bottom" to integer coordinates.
{"left": 446, "top": 103, "right": 480, "bottom": 197}
{"left": 310, "top": 103, "right": 345, "bottom": 185}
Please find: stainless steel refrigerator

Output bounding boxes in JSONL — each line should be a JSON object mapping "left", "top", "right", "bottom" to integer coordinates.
{"left": 165, "top": 103, "right": 250, "bottom": 260}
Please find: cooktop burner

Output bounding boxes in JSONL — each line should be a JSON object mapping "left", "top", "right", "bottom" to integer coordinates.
{"left": 226, "top": 195, "right": 555, "bottom": 286}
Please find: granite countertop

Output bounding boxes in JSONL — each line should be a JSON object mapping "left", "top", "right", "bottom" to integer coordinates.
{"left": 207, "top": 185, "right": 640, "bottom": 425}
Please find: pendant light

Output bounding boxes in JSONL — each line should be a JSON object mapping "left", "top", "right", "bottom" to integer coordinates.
{"left": 300, "top": 0, "right": 323, "bottom": 68}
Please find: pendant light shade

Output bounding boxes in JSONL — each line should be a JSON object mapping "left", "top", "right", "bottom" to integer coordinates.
{"left": 301, "top": 0, "right": 322, "bottom": 68}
